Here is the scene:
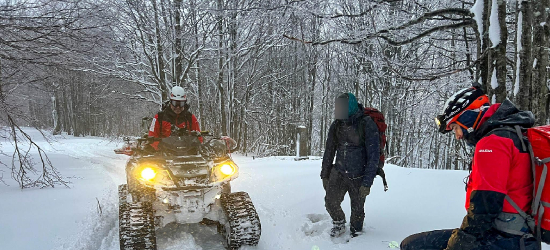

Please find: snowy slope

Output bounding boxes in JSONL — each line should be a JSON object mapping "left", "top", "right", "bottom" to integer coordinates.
{"left": 1, "top": 128, "right": 548, "bottom": 250}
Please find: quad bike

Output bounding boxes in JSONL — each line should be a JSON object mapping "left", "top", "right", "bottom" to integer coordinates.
{"left": 115, "top": 128, "right": 261, "bottom": 250}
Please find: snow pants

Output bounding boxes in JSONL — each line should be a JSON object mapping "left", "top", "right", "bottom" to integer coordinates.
{"left": 324, "top": 170, "right": 366, "bottom": 231}
{"left": 400, "top": 229, "right": 538, "bottom": 250}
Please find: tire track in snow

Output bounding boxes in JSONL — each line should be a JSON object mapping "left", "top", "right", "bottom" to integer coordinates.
{"left": 50, "top": 139, "right": 126, "bottom": 250}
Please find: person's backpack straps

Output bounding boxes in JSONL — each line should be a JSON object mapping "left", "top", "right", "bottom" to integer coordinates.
{"left": 157, "top": 111, "right": 164, "bottom": 137}
{"left": 333, "top": 119, "right": 342, "bottom": 142}
{"left": 488, "top": 125, "right": 543, "bottom": 248}
{"left": 504, "top": 195, "right": 536, "bottom": 234}
{"left": 377, "top": 167, "right": 389, "bottom": 192}
{"left": 358, "top": 113, "right": 389, "bottom": 191}
{"left": 530, "top": 133, "right": 549, "bottom": 249}
{"left": 185, "top": 111, "right": 193, "bottom": 132}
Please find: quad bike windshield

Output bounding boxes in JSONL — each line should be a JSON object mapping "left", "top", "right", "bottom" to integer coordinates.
{"left": 157, "top": 135, "right": 202, "bottom": 155}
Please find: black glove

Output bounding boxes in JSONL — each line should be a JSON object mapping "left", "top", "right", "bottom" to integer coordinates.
{"left": 143, "top": 144, "right": 156, "bottom": 153}
{"left": 322, "top": 178, "right": 329, "bottom": 191}
{"left": 359, "top": 186, "right": 371, "bottom": 198}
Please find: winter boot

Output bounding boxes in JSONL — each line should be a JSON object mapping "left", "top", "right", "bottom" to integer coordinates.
{"left": 330, "top": 220, "right": 346, "bottom": 237}
{"left": 350, "top": 224, "right": 363, "bottom": 237}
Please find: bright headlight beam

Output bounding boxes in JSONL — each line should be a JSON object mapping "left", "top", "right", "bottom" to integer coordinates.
{"left": 141, "top": 167, "right": 157, "bottom": 180}
{"left": 220, "top": 164, "right": 235, "bottom": 175}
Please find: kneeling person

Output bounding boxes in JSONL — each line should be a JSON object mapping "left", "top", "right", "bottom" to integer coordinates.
{"left": 401, "top": 87, "right": 537, "bottom": 250}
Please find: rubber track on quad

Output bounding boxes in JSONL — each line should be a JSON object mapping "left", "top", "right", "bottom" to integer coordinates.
{"left": 118, "top": 184, "right": 157, "bottom": 250}
{"left": 221, "top": 192, "right": 261, "bottom": 249}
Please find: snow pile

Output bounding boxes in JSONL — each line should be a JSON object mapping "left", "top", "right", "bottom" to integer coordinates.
{"left": 515, "top": 4, "right": 523, "bottom": 96}
{"left": 491, "top": 67, "right": 498, "bottom": 89}
{"left": 489, "top": 0, "right": 501, "bottom": 48}
{"left": 232, "top": 156, "right": 468, "bottom": 250}
{"left": 471, "top": 0, "right": 484, "bottom": 47}
{"left": 0, "top": 129, "right": 128, "bottom": 250}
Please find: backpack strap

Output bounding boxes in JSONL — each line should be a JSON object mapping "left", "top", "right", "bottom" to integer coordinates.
{"left": 184, "top": 111, "right": 192, "bottom": 132}
{"left": 357, "top": 116, "right": 366, "bottom": 145}
{"left": 357, "top": 115, "right": 386, "bottom": 159}
{"left": 158, "top": 111, "right": 164, "bottom": 137}
{"left": 490, "top": 125, "right": 547, "bottom": 248}
{"left": 333, "top": 119, "right": 343, "bottom": 142}
{"left": 504, "top": 195, "right": 536, "bottom": 233}
{"left": 486, "top": 127, "right": 536, "bottom": 226}
{"left": 358, "top": 115, "right": 389, "bottom": 191}
{"left": 533, "top": 151, "right": 550, "bottom": 248}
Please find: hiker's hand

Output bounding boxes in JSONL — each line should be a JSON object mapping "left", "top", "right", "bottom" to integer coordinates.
{"left": 322, "top": 178, "right": 329, "bottom": 191}
{"left": 360, "top": 186, "right": 370, "bottom": 198}
{"left": 143, "top": 144, "right": 156, "bottom": 153}
{"left": 445, "top": 229, "right": 479, "bottom": 250}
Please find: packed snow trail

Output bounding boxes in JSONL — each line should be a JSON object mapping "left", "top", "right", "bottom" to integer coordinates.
{"left": 1, "top": 129, "right": 549, "bottom": 250}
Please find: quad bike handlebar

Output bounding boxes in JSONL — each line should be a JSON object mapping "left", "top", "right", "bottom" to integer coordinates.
{"left": 136, "top": 128, "right": 213, "bottom": 144}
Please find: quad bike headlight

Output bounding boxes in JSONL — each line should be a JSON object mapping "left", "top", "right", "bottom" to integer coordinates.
{"left": 131, "top": 162, "right": 175, "bottom": 188}
{"left": 141, "top": 167, "right": 157, "bottom": 181}
{"left": 135, "top": 163, "right": 162, "bottom": 181}
{"left": 220, "top": 164, "right": 236, "bottom": 175}
{"left": 211, "top": 160, "right": 239, "bottom": 182}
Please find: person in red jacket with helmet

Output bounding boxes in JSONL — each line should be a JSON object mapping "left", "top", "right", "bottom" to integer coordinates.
{"left": 147, "top": 86, "right": 201, "bottom": 151}
{"left": 401, "top": 87, "right": 538, "bottom": 250}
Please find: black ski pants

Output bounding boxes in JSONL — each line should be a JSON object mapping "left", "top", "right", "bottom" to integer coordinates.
{"left": 324, "top": 169, "right": 366, "bottom": 231}
{"left": 401, "top": 229, "right": 539, "bottom": 250}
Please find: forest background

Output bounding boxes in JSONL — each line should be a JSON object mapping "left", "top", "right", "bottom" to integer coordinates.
{"left": 1, "top": 0, "right": 548, "bottom": 187}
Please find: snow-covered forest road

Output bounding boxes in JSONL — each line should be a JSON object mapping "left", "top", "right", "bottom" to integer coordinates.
{"left": 1, "top": 129, "right": 548, "bottom": 250}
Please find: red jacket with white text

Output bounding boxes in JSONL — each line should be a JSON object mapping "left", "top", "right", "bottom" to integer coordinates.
{"left": 447, "top": 100, "right": 535, "bottom": 249}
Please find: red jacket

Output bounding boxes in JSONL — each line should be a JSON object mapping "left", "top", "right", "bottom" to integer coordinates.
{"left": 148, "top": 109, "right": 201, "bottom": 149}
{"left": 465, "top": 103, "right": 533, "bottom": 214}
{"left": 447, "top": 100, "right": 535, "bottom": 249}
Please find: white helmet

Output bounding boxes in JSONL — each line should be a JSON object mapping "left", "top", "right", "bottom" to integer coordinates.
{"left": 170, "top": 86, "right": 187, "bottom": 101}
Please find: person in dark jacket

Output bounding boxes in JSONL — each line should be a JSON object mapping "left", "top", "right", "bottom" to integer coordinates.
{"left": 147, "top": 86, "right": 201, "bottom": 151}
{"left": 401, "top": 87, "right": 538, "bottom": 250}
{"left": 321, "top": 93, "right": 380, "bottom": 237}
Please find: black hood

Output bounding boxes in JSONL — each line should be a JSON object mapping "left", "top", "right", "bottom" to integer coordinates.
{"left": 465, "top": 100, "right": 535, "bottom": 145}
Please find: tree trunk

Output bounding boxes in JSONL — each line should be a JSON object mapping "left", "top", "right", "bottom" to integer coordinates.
{"left": 517, "top": 0, "right": 533, "bottom": 111}
{"left": 217, "top": 0, "right": 227, "bottom": 136}
{"left": 479, "top": 0, "right": 491, "bottom": 92}
{"left": 494, "top": 0, "right": 508, "bottom": 103}
{"left": 173, "top": 0, "right": 183, "bottom": 87}
{"left": 532, "top": 0, "right": 550, "bottom": 125}
{"left": 485, "top": 0, "right": 508, "bottom": 103}
{"left": 307, "top": 18, "right": 319, "bottom": 155}
{"left": 190, "top": 0, "right": 205, "bottom": 129}
{"left": 151, "top": 0, "right": 168, "bottom": 101}
{"left": 52, "top": 93, "right": 62, "bottom": 135}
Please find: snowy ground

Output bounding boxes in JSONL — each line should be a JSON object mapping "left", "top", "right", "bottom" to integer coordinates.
{"left": 1, "top": 128, "right": 548, "bottom": 250}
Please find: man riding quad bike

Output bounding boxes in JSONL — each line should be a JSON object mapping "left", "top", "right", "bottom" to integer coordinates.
{"left": 116, "top": 87, "right": 261, "bottom": 250}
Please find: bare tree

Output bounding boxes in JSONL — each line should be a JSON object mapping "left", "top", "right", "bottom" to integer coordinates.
{"left": 0, "top": 0, "right": 111, "bottom": 188}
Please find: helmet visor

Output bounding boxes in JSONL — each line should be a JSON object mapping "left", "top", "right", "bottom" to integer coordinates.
{"left": 171, "top": 100, "right": 186, "bottom": 108}
{"left": 436, "top": 115, "right": 452, "bottom": 134}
